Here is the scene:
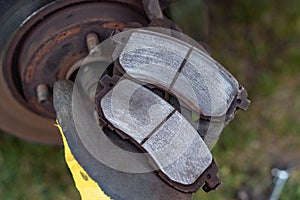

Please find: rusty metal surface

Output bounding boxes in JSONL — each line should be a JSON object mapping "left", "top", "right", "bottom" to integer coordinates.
{"left": 0, "top": 0, "right": 201, "bottom": 146}
{"left": 3, "top": 0, "right": 149, "bottom": 119}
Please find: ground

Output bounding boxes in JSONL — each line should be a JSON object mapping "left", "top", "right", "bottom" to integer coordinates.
{"left": 1, "top": 0, "right": 300, "bottom": 199}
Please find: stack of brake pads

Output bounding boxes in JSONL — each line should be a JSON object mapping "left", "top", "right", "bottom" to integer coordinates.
{"left": 95, "top": 30, "right": 250, "bottom": 193}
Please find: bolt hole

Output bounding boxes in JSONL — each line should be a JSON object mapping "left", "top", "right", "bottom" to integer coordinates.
{"left": 207, "top": 174, "right": 211, "bottom": 179}
{"left": 202, "top": 184, "right": 209, "bottom": 192}
{"left": 237, "top": 99, "right": 242, "bottom": 104}
{"left": 109, "top": 83, "right": 114, "bottom": 88}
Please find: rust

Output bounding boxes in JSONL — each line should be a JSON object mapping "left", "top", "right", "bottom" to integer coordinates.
{"left": 26, "top": 66, "right": 34, "bottom": 81}
{"left": 3, "top": 0, "right": 149, "bottom": 118}
{"left": 102, "top": 22, "right": 125, "bottom": 30}
{"left": 25, "top": 27, "right": 81, "bottom": 83}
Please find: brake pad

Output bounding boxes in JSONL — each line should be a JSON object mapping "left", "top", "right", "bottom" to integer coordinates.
{"left": 96, "top": 76, "right": 220, "bottom": 193}
{"left": 114, "top": 30, "right": 249, "bottom": 118}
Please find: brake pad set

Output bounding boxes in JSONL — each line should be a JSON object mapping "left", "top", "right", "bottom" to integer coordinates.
{"left": 95, "top": 30, "right": 250, "bottom": 193}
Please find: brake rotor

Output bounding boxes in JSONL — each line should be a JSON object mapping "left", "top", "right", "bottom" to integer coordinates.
{"left": 0, "top": 0, "right": 151, "bottom": 143}
{"left": 4, "top": 0, "right": 148, "bottom": 118}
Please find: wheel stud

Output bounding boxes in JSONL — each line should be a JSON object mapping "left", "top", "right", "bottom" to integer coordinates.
{"left": 37, "top": 84, "right": 50, "bottom": 104}
{"left": 86, "top": 32, "right": 101, "bottom": 56}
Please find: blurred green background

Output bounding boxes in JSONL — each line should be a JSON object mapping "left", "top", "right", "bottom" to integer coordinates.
{"left": 1, "top": 0, "right": 300, "bottom": 199}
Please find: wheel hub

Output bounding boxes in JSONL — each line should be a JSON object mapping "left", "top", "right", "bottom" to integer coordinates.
{"left": 4, "top": 0, "right": 148, "bottom": 118}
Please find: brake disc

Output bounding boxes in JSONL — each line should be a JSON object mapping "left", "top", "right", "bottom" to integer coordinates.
{"left": 0, "top": 0, "right": 176, "bottom": 143}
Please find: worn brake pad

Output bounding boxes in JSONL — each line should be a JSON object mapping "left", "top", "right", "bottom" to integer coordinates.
{"left": 94, "top": 29, "right": 250, "bottom": 193}
{"left": 114, "top": 30, "right": 250, "bottom": 119}
{"left": 96, "top": 76, "right": 221, "bottom": 193}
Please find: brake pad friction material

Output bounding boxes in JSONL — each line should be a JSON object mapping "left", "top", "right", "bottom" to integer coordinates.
{"left": 101, "top": 79, "right": 175, "bottom": 143}
{"left": 142, "top": 111, "right": 212, "bottom": 185}
{"left": 117, "top": 31, "right": 189, "bottom": 87}
{"left": 118, "top": 30, "right": 240, "bottom": 117}
{"left": 172, "top": 49, "right": 239, "bottom": 117}
{"left": 99, "top": 78, "right": 217, "bottom": 191}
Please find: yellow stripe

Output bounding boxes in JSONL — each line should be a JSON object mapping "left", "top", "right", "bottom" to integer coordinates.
{"left": 55, "top": 122, "right": 111, "bottom": 200}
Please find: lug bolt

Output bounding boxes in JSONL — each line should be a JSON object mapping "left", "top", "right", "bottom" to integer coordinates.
{"left": 86, "top": 32, "right": 101, "bottom": 56}
{"left": 37, "top": 84, "right": 50, "bottom": 104}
